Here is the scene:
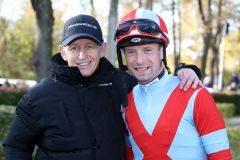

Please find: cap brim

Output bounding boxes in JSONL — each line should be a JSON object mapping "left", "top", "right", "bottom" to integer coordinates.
{"left": 62, "top": 33, "right": 102, "bottom": 46}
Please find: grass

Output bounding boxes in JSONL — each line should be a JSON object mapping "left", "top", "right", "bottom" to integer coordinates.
{"left": 228, "top": 126, "right": 240, "bottom": 159}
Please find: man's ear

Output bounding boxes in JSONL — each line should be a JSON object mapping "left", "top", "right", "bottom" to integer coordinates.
{"left": 59, "top": 45, "right": 67, "bottom": 61}
{"left": 100, "top": 42, "right": 108, "bottom": 57}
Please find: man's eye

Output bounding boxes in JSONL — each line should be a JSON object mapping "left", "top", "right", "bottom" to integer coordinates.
{"left": 144, "top": 49, "right": 152, "bottom": 53}
{"left": 145, "top": 49, "right": 152, "bottom": 52}
{"left": 87, "top": 45, "right": 95, "bottom": 49}
{"left": 68, "top": 46, "right": 77, "bottom": 51}
{"left": 71, "top": 46, "right": 77, "bottom": 50}
{"left": 87, "top": 46, "right": 92, "bottom": 49}
{"left": 125, "top": 51, "right": 134, "bottom": 57}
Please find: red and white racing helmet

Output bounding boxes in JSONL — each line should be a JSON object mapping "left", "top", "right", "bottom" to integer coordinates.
{"left": 115, "top": 9, "right": 171, "bottom": 73}
{"left": 115, "top": 8, "right": 169, "bottom": 47}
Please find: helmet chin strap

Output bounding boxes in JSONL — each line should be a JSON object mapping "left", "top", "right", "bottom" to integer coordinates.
{"left": 117, "top": 47, "right": 128, "bottom": 71}
{"left": 162, "top": 44, "right": 171, "bottom": 74}
{"left": 160, "top": 59, "right": 163, "bottom": 67}
{"left": 159, "top": 59, "right": 166, "bottom": 74}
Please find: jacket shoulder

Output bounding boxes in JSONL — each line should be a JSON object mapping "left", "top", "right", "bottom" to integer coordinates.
{"left": 114, "top": 69, "right": 137, "bottom": 92}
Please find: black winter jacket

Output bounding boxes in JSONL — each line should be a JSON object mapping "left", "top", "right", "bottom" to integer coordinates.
{"left": 3, "top": 53, "right": 137, "bottom": 160}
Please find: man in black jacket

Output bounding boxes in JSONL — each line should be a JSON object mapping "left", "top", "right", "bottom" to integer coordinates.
{"left": 3, "top": 14, "right": 201, "bottom": 160}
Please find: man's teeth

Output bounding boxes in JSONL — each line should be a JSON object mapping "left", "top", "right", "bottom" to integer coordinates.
{"left": 136, "top": 67, "right": 148, "bottom": 71}
{"left": 79, "top": 62, "right": 89, "bottom": 66}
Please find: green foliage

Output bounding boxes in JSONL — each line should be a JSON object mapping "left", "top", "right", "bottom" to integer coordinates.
{"left": 217, "top": 103, "right": 235, "bottom": 118}
{"left": 0, "top": 147, "right": 4, "bottom": 160}
{"left": 213, "top": 93, "right": 240, "bottom": 115}
{"left": 0, "top": 105, "right": 15, "bottom": 141}
{"left": 224, "top": 30, "right": 240, "bottom": 74}
{"left": 0, "top": 5, "right": 36, "bottom": 79}
{"left": 52, "top": 10, "right": 64, "bottom": 55}
{"left": 0, "top": 91, "right": 24, "bottom": 106}
{"left": 0, "top": 105, "right": 15, "bottom": 160}
{"left": 227, "top": 126, "right": 240, "bottom": 159}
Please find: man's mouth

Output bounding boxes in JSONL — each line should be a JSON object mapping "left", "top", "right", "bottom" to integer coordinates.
{"left": 77, "top": 62, "right": 91, "bottom": 66}
{"left": 135, "top": 67, "right": 149, "bottom": 71}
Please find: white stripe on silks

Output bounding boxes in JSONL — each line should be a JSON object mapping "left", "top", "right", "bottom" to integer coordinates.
{"left": 135, "top": 9, "right": 160, "bottom": 26}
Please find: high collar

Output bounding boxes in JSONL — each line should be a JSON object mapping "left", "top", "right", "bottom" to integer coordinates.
{"left": 139, "top": 70, "right": 165, "bottom": 87}
{"left": 50, "top": 53, "right": 115, "bottom": 85}
{"left": 138, "top": 70, "right": 170, "bottom": 92}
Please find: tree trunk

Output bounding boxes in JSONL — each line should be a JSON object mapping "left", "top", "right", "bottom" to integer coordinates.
{"left": 31, "top": 0, "right": 54, "bottom": 82}
{"left": 138, "top": 0, "right": 142, "bottom": 8}
{"left": 210, "top": 45, "right": 220, "bottom": 86}
{"left": 177, "top": 0, "right": 182, "bottom": 65}
{"left": 0, "top": 0, "right": 3, "bottom": 12}
{"left": 209, "top": 0, "right": 223, "bottom": 88}
{"left": 198, "top": 0, "right": 213, "bottom": 78}
{"left": 172, "top": 0, "right": 181, "bottom": 68}
{"left": 90, "top": 0, "right": 96, "bottom": 17}
{"left": 107, "top": 0, "right": 118, "bottom": 65}
{"left": 145, "top": 0, "right": 153, "bottom": 10}
{"left": 200, "top": 32, "right": 212, "bottom": 78}
{"left": 210, "top": 25, "right": 223, "bottom": 88}
{"left": 172, "top": 0, "right": 179, "bottom": 67}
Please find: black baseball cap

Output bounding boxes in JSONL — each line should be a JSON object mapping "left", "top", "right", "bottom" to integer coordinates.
{"left": 62, "top": 14, "right": 104, "bottom": 46}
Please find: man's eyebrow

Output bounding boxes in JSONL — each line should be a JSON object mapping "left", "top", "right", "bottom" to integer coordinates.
{"left": 125, "top": 48, "right": 135, "bottom": 51}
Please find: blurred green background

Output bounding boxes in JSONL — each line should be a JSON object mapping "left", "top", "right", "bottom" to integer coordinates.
{"left": 0, "top": 0, "right": 239, "bottom": 159}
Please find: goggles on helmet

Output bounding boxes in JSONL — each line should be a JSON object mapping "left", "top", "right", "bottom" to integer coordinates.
{"left": 114, "top": 19, "right": 167, "bottom": 41}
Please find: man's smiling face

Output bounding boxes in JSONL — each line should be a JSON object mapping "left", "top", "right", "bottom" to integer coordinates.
{"left": 60, "top": 38, "right": 105, "bottom": 77}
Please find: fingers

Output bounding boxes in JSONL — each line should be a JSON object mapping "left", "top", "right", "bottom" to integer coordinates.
{"left": 190, "top": 75, "right": 199, "bottom": 89}
{"left": 182, "top": 72, "right": 195, "bottom": 91}
{"left": 178, "top": 69, "right": 189, "bottom": 90}
{"left": 192, "top": 78, "right": 203, "bottom": 89}
{"left": 178, "top": 68, "right": 202, "bottom": 91}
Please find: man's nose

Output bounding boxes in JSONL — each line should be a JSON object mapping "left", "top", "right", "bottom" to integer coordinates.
{"left": 136, "top": 53, "right": 144, "bottom": 64}
{"left": 78, "top": 51, "right": 85, "bottom": 59}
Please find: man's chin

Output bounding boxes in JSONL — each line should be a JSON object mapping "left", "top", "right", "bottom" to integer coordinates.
{"left": 80, "top": 71, "right": 94, "bottom": 77}
{"left": 135, "top": 76, "right": 148, "bottom": 84}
